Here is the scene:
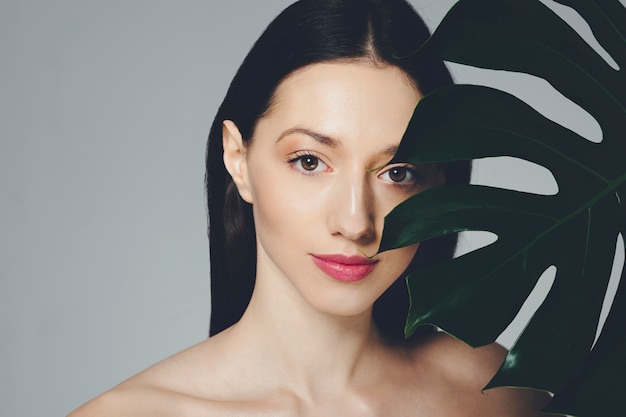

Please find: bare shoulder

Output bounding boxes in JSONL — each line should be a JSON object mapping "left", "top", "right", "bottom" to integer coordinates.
{"left": 67, "top": 343, "right": 206, "bottom": 417}
{"left": 67, "top": 335, "right": 241, "bottom": 417}
{"left": 67, "top": 331, "right": 295, "bottom": 417}
{"left": 67, "top": 383, "right": 261, "bottom": 417}
{"left": 68, "top": 385, "right": 173, "bottom": 417}
{"left": 415, "top": 331, "right": 507, "bottom": 383}
{"left": 411, "top": 331, "right": 551, "bottom": 417}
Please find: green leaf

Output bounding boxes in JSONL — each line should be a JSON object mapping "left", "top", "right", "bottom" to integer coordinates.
{"left": 380, "top": 0, "right": 625, "bottom": 415}
{"left": 544, "top": 256, "right": 626, "bottom": 416}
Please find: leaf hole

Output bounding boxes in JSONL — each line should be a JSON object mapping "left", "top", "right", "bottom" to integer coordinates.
{"left": 497, "top": 266, "right": 556, "bottom": 349}
{"left": 447, "top": 64, "right": 603, "bottom": 144}
{"left": 539, "top": 0, "right": 621, "bottom": 71}
{"left": 455, "top": 230, "right": 498, "bottom": 258}
{"left": 593, "top": 233, "right": 625, "bottom": 347}
{"left": 470, "top": 156, "right": 559, "bottom": 196}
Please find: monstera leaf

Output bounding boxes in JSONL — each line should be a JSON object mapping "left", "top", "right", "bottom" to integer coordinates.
{"left": 379, "top": 0, "right": 626, "bottom": 415}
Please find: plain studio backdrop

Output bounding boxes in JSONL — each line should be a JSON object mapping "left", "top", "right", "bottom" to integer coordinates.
{"left": 1, "top": 1, "right": 623, "bottom": 416}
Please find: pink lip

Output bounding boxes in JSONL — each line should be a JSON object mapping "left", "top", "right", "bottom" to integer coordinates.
{"left": 311, "top": 254, "right": 378, "bottom": 282}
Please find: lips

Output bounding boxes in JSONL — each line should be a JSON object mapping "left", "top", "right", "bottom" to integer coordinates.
{"left": 311, "top": 254, "right": 378, "bottom": 282}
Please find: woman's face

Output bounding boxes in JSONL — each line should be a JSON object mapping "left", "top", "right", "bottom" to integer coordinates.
{"left": 224, "top": 61, "right": 442, "bottom": 318}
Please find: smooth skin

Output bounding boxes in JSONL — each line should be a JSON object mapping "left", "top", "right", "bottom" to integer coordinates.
{"left": 69, "top": 62, "right": 550, "bottom": 416}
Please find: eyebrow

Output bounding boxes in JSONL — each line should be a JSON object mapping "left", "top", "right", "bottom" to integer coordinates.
{"left": 380, "top": 145, "right": 399, "bottom": 158}
{"left": 276, "top": 127, "right": 400, "bottom": 159}
{"left": 276, "top": 128, "right": 340, "bottom": 148}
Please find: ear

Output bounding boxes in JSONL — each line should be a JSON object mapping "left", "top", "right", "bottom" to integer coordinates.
{"left": 222, "top": 120, "right": 253, "bottom": 203}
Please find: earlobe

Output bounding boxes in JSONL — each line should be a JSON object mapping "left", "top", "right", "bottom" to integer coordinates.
{"left": 222, "top": 120, "right": 253, "bottom": 203}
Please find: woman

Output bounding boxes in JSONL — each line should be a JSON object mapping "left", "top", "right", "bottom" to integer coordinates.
{"left": 70, "top": 0, "right": 549, "bottom": 415}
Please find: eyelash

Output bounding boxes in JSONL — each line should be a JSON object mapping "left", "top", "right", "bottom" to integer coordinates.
{"left": 286, "top": 151, "right": 330, "bottom": 175}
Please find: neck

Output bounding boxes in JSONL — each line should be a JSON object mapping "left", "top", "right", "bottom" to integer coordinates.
{"left": 226, "top": 266, "right": 385, "bottom": 401}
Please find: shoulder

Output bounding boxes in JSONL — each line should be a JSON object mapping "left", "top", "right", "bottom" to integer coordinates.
{"left": 410, "top": 331, "right": 551, "bottom": 417}
{"left": 415, "top": 330, "right": 507, "bottom": 382}
{"left": 67, "top": 384, "right": 244, "bottom": 417}
{"left": 67, "top": 366, "right": 205, "bottom": 417}
{"left": 67, "top": 338, "right": 224, "bottom": 417}
{"left": 67, "top": 381, "right": 291, "bottom": 417}
{"left": 68, "top": 385, "right": 162, "bottom": 417}
{"left": 67, "top": 333, "right": 291, "bottom": 417}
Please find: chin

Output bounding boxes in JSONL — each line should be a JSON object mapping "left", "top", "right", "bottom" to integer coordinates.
{"left": 302, "top": 285, "right": 381, "bottom": 320}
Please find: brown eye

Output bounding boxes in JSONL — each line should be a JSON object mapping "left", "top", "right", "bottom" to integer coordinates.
{"left": 379, "top": 165, "right": 416, "bottom": 186}
{"left": 288, "top": 152, "right": 329, "bottom": 174}
{"left": 389, "top": 167, "right": 407, "bottom": 182}
{"left": 300, "top": 156, "right": 319, "bottom": 171}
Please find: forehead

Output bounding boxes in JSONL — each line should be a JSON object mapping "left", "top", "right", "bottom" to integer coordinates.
{"left": 271, "top": 61, "right": 420, "bottom": 113}
{"left": 254, "top": 61, "right": 421, "bottom": 147}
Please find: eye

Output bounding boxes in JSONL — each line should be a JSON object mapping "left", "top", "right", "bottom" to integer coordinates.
{"left": 288, "top": 152, "right": 330, "bottom": 174}
{"left": 300, "top": 155, "right": 320, "bottom": 171}
{"left": 379, "top": 165, "right": 416, "bottom": 185}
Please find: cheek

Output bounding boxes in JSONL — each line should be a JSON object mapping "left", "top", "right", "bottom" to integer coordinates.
{"left": 247, "top": 159, "right": 318, "bottom": 242}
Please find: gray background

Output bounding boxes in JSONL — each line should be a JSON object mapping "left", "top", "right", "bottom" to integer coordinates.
{"left": 1, "top": 1, "right": 623, "bottom": 416}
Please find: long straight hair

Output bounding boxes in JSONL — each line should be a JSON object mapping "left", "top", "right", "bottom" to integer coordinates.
{"left": 206, "top": 0, "right": 470, "bottom": 339}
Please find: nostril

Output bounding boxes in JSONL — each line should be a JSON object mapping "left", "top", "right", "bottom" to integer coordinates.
{"left": 334, "top": 212, "right": 376, "bottom": 242}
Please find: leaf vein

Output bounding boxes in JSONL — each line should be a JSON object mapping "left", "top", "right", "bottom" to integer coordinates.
{"left": 482, "top": 127, "right": 609, "bottom": 183}
{"left": 529, "top": 37, "right": 625, "bottom": 113}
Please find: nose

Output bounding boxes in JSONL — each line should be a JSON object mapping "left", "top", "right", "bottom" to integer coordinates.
{"left": 328, "top": 174, "right": 376, "bottom": 242}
